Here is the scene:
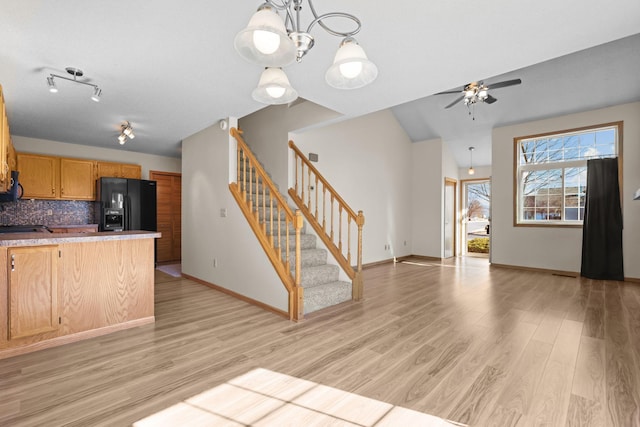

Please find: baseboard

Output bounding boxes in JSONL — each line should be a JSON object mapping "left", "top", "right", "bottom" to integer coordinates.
{"left": 182, "top": 273, "right": 289, "bottom": 319}
{"left": 363, "top": 255, "right": 443, "bottom": 269}
{"left": 491, "top": 263, "right": 640, "bottom": 283}
{"left": 490, "top": 263, "right": 579, "bottom": 278}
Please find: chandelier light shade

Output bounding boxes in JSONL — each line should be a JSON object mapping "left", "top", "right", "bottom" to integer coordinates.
{"left": 325, "top": 37, "right": 378, "bottom": 89}
{"left": 468, "top": 146, "right": 475, "bottom": 175}
{"left": 252, "top": 67, "right": 298, "bottom": 104}
{"left": 234, "top": 4, "right": 297, "bottom": 67}
{"left": 46, "top": 67, "right": 102, "bottom": 102}
{"left": 235, "top": 0, "right": 377, "bottom": 104}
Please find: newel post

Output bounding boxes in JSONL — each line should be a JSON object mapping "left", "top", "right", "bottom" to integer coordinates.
{"left": 352, "top": 210, "right": 365, "bottom": 300}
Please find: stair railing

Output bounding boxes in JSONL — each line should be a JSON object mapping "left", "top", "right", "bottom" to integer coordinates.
{"left": 229, "top": 128, "right": 304, "bottom": 321}
{"left": 288, "top": 140, "right": 365, "bottom": 300}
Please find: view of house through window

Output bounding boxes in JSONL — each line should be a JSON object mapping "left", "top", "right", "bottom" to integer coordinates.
{"left": 515, "top": 122, "right": 620, "bottom": 225}
{"left": 465, "top": 180, "right": 490, "bottom": 255}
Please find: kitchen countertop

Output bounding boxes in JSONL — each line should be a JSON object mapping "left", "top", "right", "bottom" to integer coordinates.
{"left": 0, "top": 230, "right": 161, "bottom": 247}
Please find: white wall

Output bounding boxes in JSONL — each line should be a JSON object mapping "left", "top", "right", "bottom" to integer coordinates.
{"left": 181, "top": 118, "right": 289, "bottom": 312}
{"left": 13, "top": 136, "right": 181, "bottom": 178}
{"left": 238, "top": 101, "right": 341, "bottom": 191}
{"left": 292, "top": 109, "right": 414, "bottom": 264}
{"left": 491, "top": 102, "right": 640, "bottom": 279}
{"left": 411, "top": 139, "right": 443, "bottom": 258}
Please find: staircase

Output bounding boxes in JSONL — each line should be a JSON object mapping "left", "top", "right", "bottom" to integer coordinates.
{"left": 229, "top": 129, "right": 355, "bottom": 319}
{"left": 259, "top": 187, "right": 353, "bottom": 314}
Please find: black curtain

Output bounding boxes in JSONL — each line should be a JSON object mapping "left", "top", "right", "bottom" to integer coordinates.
{"left": 581, "top": 157, "right": 624, "bottom": 280}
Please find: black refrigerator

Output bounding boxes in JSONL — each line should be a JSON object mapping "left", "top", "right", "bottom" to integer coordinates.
{"left": 96, "top": 178, "right": 157, "bottom": 232}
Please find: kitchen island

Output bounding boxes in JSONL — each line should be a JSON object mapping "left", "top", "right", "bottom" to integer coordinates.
{"left": 0, "top": 230, "right": 160, "bottom": 360}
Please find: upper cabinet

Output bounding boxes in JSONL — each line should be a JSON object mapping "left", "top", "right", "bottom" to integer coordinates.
{"left": 17, "top": 154, "right": 96, "bottom": 200}
{"left": 60, "top": 158, "right": 96, "bottom": 200}
{"left": 17, "top": 153, "right": 141, "bottom": 201}
{"left": 17, "top": 153, "right": 58, "bottom": 199}
{"left": 0, "top": 85, "right": 16, "bottom": 193}
{"left": 97, "top": 161, "right": 141, "bottom": 179}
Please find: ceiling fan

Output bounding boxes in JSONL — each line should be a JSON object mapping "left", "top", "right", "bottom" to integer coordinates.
{"left": 436, "top": 78, "right": 522, "bottom": 109}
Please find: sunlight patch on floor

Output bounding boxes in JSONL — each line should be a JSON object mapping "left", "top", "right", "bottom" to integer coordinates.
{"left": 133, "top": 368, "right": 465, "bottom": 426}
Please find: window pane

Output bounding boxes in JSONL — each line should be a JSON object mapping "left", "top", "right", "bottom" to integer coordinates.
{"left": 516, "top": 124, "right": 619, "bottom": 225}
{"left": 522, "top": 169, "right": 562, "bottom": 221}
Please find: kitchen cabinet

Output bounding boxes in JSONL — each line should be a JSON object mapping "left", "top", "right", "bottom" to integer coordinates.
{"left": 8, "top": 245, "right": 59, "bottom": 340}
{"left": 0, "top": 85, "right": 15, "bottom": 193}
{"left": 97, "top": 161, "right": 141, "bottom": 179}
{"left": 0, "top": 232, "right": 157, "bottom": 359}
{"left": 60, "top": 158, "right": 96, "bottom": 200}
{"left": 17, "top": 153, "right": 58, "bottom": 199}
{"left": 17, "top": 154, "right": 97, "bottom": 200}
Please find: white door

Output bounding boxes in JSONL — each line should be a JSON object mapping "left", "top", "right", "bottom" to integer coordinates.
{"left": 444, "top": 178, "right": 456, "bottom": 258}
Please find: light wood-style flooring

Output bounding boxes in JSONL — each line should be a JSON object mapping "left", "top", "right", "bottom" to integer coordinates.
{"left": 1, "top": 257, "right": 640, "bottom": 426}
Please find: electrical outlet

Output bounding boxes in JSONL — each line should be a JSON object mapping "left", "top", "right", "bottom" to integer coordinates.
{"left": 47, "top": 209, "right": 53, "bottom": 216}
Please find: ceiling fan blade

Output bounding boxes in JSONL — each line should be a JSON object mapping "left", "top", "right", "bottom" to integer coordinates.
{"left": 484, "top": 94, "right": 497, "bottom": 104}
{"left": 487, "top": 78, "right": 522, "bottom": 90}
{"left": 435, "top": 89, "right": 463, "bottom": 95}
{"left": 445, "top": 95, "right": 465, "bottom": 109}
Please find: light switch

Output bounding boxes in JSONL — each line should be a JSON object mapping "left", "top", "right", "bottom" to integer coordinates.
{"left": 220, "top": 208, "right": 227, "bottom": 217}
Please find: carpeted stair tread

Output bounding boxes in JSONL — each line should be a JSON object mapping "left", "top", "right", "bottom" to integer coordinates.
{"left": 288, "top": 248, "right": 328, "bottom": 267}
{"left": 304, "top": 281, "right": 352, "bottom": 314}
{"left": 299, "top": 264, "right": 340, "bottom": 288}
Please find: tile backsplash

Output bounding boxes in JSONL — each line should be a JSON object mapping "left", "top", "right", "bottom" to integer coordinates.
{"left": 0, "top": 200, "right": 95, "bottom": 226}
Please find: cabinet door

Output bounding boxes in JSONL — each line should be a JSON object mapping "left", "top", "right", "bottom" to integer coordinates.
{"left": 17, "top": 154, "right": 58, "bottom": 199}
{"left": 8, "top": 246, "right": 59, "bottom": 340}
{"left": 120, "top": 164, "right": 141, "bottom": 179}
{"left": 96, "top": 161, "right": 121, "bottom": 179}
{"left": 60, "top": 158, "right": 96, "bottom": 200}
{"left": 0, "top": 88, "right": 8, "bottom": 192}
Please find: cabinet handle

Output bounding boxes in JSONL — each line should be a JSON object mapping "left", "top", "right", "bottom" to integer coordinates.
{"left": 11, "top": 254, "right": 15, "bottom": 271}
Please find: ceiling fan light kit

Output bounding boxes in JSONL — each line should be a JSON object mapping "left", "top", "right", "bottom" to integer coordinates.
{"left": 46, "top": 67, "right": 102, "bottom": 103}
{"left": 437, "top": 78, "right": 522, "bottom": 119}
{"left": 235, "top": 0, "right": 378, "bottom": 104}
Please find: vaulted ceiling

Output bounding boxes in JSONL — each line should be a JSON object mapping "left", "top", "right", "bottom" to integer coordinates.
{"left": 1, "top": 1, "right": 639, "bottom": 162}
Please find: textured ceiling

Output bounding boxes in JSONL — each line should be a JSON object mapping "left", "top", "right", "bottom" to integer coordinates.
{"left": 0, "top": 1, "right": 639, "bottom": 160}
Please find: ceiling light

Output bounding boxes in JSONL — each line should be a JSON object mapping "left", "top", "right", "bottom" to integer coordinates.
{"left": 325, "top": 37, "right": 378, "bottom": 89}
{"left": 468, "top": 146, "right": 475, "bottom": 175}
{"left": 118, "top": 121, "right": 135, "bottom": 145}
{"left": 46, "top": 67, "right": 102, "bottom": 102}
{"left": 91, "top": 87, "right": 102, "bottom": 102}
{"left": 252, "top": 67, "right": 298, "bottom": 104}
{"left": 235, "top": 0, "right": 377, "bottom": 104}
{"left": 47, "top": 76, "right": 58, "bottom": 93}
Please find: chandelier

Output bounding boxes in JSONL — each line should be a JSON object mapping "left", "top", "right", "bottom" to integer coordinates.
{"left": 234, "top": 0, "right": 378, "bottom": 104}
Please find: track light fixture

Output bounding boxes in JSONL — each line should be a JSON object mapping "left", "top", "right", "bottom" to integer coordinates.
{"left": 118, "top": 121, "right": 135, "bottom": 145}
{"left": 46, "top": 67, "right": 102, "bottom": 102}
{"left": 468, "top": 147, "right": 475, "bottom": 175}
{"left": 235, "top": 0, "right": 378, "bottom": 105}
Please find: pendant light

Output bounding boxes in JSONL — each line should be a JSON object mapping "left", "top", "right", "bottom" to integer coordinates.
{"left": 468, "top": 147, "right": 475, "bottom": 175}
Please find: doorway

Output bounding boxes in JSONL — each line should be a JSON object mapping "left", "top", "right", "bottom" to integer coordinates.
{"left": 150, "top": 171, "right": 182, "bottom": 264}
{"left": 462, "top": 179, "right": 491, "bottom": 257}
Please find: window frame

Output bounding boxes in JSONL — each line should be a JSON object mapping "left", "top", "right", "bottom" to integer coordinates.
{"left": 513, "top": 121, "right": 623, "bottom": 227}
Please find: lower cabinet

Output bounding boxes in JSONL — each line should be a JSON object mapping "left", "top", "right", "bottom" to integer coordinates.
{"left": 8, "top": 245, "right": 59, "bottom": 340}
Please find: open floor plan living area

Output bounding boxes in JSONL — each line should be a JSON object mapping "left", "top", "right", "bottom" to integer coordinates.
{"left": 2, "top": 257, "right": 639, "bottom": 426}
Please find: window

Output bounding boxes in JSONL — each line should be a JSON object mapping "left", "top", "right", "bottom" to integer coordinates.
{"left": 515, "top": 122, "right": 620, "bottom": 225}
